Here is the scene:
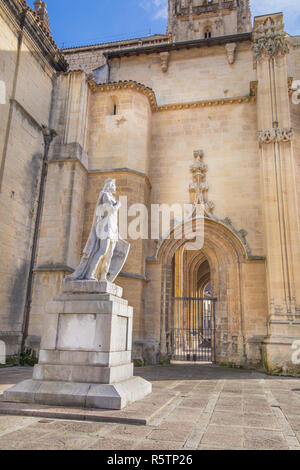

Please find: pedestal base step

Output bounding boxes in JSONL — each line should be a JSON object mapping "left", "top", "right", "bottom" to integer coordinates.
{"left": 3, "top": 376, "right": 152, "bottom": 410}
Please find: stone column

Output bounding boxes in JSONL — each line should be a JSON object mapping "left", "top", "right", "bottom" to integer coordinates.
{"left": 254, "top": 13, "right": 300, "bottom": 373}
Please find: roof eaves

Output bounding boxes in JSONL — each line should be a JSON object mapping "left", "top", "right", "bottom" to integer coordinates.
{"left": 104, "top": 33, "right": 252, "bottom": 59}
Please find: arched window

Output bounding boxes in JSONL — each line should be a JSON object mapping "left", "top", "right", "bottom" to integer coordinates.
{"left": 204, "top": 29, "right": 212, "bottom": 39}
{"left": 204, "top": 282, "right": 212, "bottom": 298}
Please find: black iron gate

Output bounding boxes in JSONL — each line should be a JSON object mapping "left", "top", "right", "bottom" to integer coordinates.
{"left": 170, "top": 297, "right": 216, "bottom": 362}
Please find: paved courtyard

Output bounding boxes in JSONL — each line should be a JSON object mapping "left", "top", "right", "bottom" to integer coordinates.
{"left": 0, "top": 365, "right": 300, "bottom": 450}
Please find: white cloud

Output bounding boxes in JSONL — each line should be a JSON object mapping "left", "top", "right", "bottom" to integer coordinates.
{"left": 138, "top": 0, "right": 300, "bottom": 34}
{"left": 252, "top": 0, "right": 299, "bottom": 12}
{"left": 251, "top": 0, "right": 300, "bottom": 35}
{"left": 139, "top": 0, "right": 168, "bottom": 20}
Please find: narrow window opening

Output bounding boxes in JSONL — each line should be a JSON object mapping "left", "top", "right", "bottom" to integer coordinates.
{"left": 107, "top": 96, "right": 119, "bottom": 116}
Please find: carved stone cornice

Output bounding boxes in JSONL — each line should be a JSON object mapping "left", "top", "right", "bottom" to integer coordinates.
{"left": 259, "top": 127, "right": 293, "bottom": 145}
{"left": 253, "top": 14, "right": 289, "bottom": 61}
{"left": 0, "top": 0, "right": 68, "bottom": 71}
{"left": 0, "top": 0, "right": 69, "bottom": 72}
{"left": 88, "top": 80, "right": 257, "bottom": 112}
{"left": 88, "top": 80, "right": 157, "bottom": 107}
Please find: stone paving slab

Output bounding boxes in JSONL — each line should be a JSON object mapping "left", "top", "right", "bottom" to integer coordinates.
{"left": 0, "top": 365, "right": 300, "bottom": 450}
{"left": 0, "top": 366, "right": 178, "bottom": 425}
{"left": 0, "top": 387, "right": 178, "bottom": 426}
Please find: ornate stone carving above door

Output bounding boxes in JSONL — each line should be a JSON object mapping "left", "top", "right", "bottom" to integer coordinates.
{"left": 189, "top": 150, "right": 215, "bottom": 214}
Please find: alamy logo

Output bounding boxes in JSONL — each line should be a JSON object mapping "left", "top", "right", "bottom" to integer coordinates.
{"left": 0, "top": 340, "right": 6, "bottom": 365}
{"left": 291, "top": 340, "right": 300, "bottom": 365}
{"left": 0, "top": 80, "right": 5, "bottom": 105}
{"left": 291, "top": 80, "right": 300, "bottom": 105}
{"left": 117, "top": 199, "right": 205, "bottom": 250}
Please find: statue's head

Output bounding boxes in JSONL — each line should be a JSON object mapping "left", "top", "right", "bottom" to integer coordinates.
{"left": 103, "top": 178, "right": 116, "bottom": 194}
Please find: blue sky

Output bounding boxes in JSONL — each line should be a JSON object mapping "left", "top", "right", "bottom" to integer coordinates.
{"left": 27, "top": 1, "right": 300, "bottom": 48}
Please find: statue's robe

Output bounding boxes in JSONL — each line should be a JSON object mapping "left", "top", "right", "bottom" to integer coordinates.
{"left": 68, "top": 191, "right": 129, "bottom": 282}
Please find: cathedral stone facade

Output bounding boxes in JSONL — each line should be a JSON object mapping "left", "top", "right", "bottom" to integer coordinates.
{"left": 1, "top": 0, "right": 300, "bottom": 374}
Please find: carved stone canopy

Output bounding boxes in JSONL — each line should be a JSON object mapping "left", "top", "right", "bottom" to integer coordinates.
{"left": 253, "top": 14, "right": 289, "bottom": 61}
{"left": 189, "top": 150, "right": 215, "bottom": 214}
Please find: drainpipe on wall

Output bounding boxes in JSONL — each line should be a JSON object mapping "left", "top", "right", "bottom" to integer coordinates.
{"left": 21, "top": 126, "right": 57, "bottom": 353}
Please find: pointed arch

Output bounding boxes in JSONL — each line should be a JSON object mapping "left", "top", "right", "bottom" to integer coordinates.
{"left": 154, "top": 217, "right": 249, "bottom": 362}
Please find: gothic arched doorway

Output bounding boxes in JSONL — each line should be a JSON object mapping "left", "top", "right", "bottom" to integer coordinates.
{"left": 153, "top": 217, "right": 251, "bottom": 366}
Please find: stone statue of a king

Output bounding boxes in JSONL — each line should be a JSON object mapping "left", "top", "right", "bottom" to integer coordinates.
{"left": 68, "top": 178, "right": 130, "bottom": 283}
{"left": 3, "top": 178, "right": 152, "bottom": 410}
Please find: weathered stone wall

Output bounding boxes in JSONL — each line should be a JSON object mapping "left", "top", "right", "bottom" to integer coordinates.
{"left": 63, "top": 36, "right": 169, "bottom": 74}
{"left": 87, "top": 89, "right": 152, "bottom": 174}
{"left": 66, "top": 49, "right": 106, "bottom": 73}
{"left": 0, "top": 7, "right": 56, "bottom": 355}
{"left": 168, "top": 0, "right": 251, "bottom": 42}
{"left": 28, "top": 72, "right": 90, "bottom": 346}
{"left": 108, "top": 44, "right": 263, "bottom": 256}
{"left": 110, "top": 43, "right": 254, "bottom": 103}
{"left": 0, "top": 9, "right": 17, "bottom": 160}
{"left": 289, "top": 41, "right": 300, "bottom": 227}
{"left": 242, "top": 260, "right": 268, "bottom": 364}
{"left": 28, "top": 161, "right": 88, "bottom": 342}
{"left": 172, "top": 8, "right": 238, "bottom": 42}
{"left": 105, "top": 41, "right": 267, "bottom": 365}
{"left": 150, "top": 102, "right": 263, "bottom": 254}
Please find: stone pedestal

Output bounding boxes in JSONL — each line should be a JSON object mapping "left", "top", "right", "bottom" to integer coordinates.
{"left": 3, "top": 280, "right": 152, "bottom": 410}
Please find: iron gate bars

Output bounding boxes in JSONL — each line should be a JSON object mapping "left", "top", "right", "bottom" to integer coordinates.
{"left": 170, "top": 297, "right": 217, "bottom": 362}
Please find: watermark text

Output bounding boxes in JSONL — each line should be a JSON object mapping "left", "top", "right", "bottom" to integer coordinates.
{"left": 0, "top": 340, "right": 6, "bottom": 365}
{"left": 116, "top": 198, "right": 205, "bottom": 249}
{"left": 292, "top": 340, "right": 300, "bottom": 365}
{"left": 291, "top": 80, "right": 300, "bottom": 105}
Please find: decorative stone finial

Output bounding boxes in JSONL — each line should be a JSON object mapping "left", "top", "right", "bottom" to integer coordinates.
{"left": 34, "top": 1, "right": 50, "bottom": 32}
{"left": 189, "top": 150, "right": 215, "bottom": 214}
